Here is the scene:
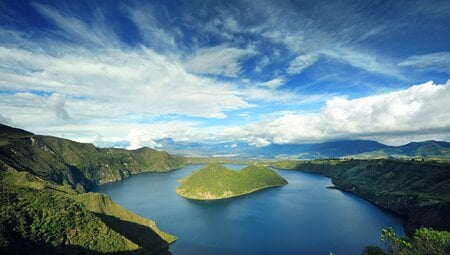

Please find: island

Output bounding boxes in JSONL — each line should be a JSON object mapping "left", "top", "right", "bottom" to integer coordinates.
{"left": 176, "top": 163, "right": 288, "bottom": 200}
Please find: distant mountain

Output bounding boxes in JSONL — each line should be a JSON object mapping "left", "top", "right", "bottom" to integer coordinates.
{"left": 156, "top": 138, "right": 253, "bottom": 157}
{"left": 346, "top": 141, "right": 450, "bottom": 159}
{"left": 252, "top": 140, "right": 389, "bottom": 159}
{"left": 158, "top": 138, "right": 450, "bottom": 159}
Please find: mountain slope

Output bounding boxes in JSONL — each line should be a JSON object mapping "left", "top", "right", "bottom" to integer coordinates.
{"left": 0, "top": 124, "right": 180, "bottom": 254}
{"left": 176, "top": 164, "right": 287, "bottom": 200}
{"left": 0, "top": 171, "right": 174, "bottom": 254}
{"left": 0, "top": 124, "right": 184, "bottom": 191}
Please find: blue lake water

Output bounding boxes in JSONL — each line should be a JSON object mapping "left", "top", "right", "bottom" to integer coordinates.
{"left": 95, "top": 164, "right": 405, "bottom": 255}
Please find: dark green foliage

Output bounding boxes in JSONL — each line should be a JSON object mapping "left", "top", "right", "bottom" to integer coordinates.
{"left": 0, "top": 174, "right": 174, "bottom": 254}
{"left": 0, "top": 124, "right": 184, "bottom": 191}
{"left": 0, "top": 124, "right": 178, "bottom": 254}
{"left": 176, "top": 163, "right": 287, "bottom": 200}
{"left": 362, "top": 246, "right": 388, "bottom": 255}
{"left": 271, "top": 159, "right": 450, "bottom": 234}
{"left": 0, "top": 183, "right": 136, "bottom": 254}
{"left": 378, "top": 227, "right": 450, "bottom": 255}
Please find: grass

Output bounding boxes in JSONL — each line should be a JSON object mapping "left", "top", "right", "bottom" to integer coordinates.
{"left": 176, "top": 163, "right": 287, "bottom": 200}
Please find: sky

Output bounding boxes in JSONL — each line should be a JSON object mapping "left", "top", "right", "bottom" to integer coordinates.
{"left": 0, "top": 0, "right": 450, "bottom": 149}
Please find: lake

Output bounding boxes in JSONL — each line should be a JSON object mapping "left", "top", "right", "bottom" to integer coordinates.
{"left": 95, "top": 164, "right": 405, "bottom": 255}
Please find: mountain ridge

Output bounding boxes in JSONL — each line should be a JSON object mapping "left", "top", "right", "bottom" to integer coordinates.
{"left": 156, "top": 138, "right": 450, "bottom": 159}
{"left": 0, "top": 123, "right": 184, "bottom": 192}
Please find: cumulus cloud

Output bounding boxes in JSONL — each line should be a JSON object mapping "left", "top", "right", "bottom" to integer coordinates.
{"left": 126, "top": 128, "right": 163, "bottom": 150}
{"left": 124, "top": 121, "right": 226, "bottom": 149}
{"left": 399, "top": 51, "right": 450, "bottom": 73}
{"left": 221, "top": 80, "right": 450, "bottom": 146}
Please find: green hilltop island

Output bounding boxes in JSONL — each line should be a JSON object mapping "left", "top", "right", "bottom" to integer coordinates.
{"left": 176, "top": 163, "right": 288, "bottom": 200}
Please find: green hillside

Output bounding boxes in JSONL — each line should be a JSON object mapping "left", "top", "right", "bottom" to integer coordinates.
{"left": 0, "top": 124, "right": 184, "bottom": 192}
{"left": 176, "top": 163, "right": 287, "bottom": 200}
{"left": 0, "top": 124, "right": 180, "bottom": 254}
{"left": 0, "top": 171, "right": 174, "bottom": 254}
{"left": 270, "top": 159, "right": 450, "bottom": 235}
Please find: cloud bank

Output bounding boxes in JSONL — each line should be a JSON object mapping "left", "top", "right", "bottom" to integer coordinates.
{"left": 221, "top": 80, "right": 450, "bottom": 146}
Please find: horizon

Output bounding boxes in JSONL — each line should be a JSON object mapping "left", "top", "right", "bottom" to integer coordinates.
{"left": 1, "top": 0, "right": 450, "bottom": 149}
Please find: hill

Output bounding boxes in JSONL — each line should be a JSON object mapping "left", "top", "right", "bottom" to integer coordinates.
{"left": 0, "top": 124, "right": 182, "bottom": 253}
{"left": 0, "top": 171, "right": 175, "bottom": 254}
{"left": 0, "top": 123, "right": 184, "bottom": 192}
{"left": 176, "top": 164, "right": 287, "bottom": 200}
{"left": 270, "top": 159, "right": 450, "bottom": 235}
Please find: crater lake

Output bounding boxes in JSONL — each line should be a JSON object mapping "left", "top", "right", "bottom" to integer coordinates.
{"left": 95, "top": 164, "right": 405, "bottom": 255}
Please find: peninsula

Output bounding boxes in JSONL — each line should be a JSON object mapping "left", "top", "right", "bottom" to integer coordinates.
{"left": 176, "top": 163, "right": 288, "bottom": 200}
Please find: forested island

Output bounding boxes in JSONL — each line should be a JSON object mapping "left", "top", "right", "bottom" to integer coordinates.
{"left": 176, "top": 163, "right": 288, "bottom": 200}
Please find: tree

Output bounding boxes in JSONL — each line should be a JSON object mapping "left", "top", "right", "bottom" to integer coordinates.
{"left": 376, "top": 227, "right": 450, "bottom": 255}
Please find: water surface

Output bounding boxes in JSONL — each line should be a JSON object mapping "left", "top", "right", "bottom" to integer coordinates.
{"left": 95, "top": 164, "right": 405, "bottom": 255}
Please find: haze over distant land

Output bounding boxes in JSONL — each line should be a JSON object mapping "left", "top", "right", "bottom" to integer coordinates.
{"left": 0, "top": 0, "right": 449, "bottom": 148}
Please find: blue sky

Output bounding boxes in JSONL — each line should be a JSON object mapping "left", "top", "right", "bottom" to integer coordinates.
{"left": 0, "top": 0, "right": 450, "bottom": 148}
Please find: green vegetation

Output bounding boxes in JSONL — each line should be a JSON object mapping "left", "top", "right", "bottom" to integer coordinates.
{"left": 0, "top": 123, "right": 184, "bottom": 191}
{"left": 271, "top": 159, "right": 450, "bottom": 235}
{"left": 0, "top": 124, "right": 179, "bottom": 254}
{"left": 176, "top": 163, "right": 287, "bottom": 200}
{"left": 362, "top": 227, "right": 450, "bottom": 255}
{"left": 0, "top": 171, "right": 174, "bottom": 254}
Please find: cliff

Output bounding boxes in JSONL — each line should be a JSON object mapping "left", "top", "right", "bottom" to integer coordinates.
{"left": 271, "top": 159, "right": 450, "bottom": 235}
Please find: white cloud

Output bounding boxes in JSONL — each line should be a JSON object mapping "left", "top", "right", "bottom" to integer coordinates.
{"left": 221, "top": 80, "right": 450, "bottom": 146}
{"left": 399, "top": 51, "right": 450, "bottom": 73}
{"left": 0, "top": 45, "right": 252, "bottom": 121}
{"left": 33, "top": 3, "right": 119, "bottom": 47}
{"left": 321, "top": 47, "right": 404, "bottom": 79}
{"left": 126, "top": 127, "right": 163, "bottom": 150}
{"left": 126, "top": 3, "right": 178, "bottom": 51}
{"left": 184, "top": 45, "right": 255, "bottom": 77}
{"left": 257, "top": 77, "right": 285, "bottom": 89}
{"left": 287, "top": 54, "right": 318, "bottom": 75}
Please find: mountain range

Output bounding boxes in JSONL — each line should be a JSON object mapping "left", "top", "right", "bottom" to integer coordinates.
{"left": 156, "top": 138, "right": 450, "bottom": 159}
